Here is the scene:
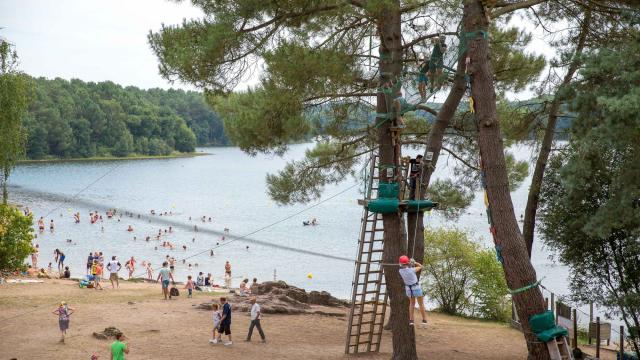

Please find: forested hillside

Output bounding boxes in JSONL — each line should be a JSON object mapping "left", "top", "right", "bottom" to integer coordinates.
{"left": 23, "top": 77, "right": 229, "bottom": 159}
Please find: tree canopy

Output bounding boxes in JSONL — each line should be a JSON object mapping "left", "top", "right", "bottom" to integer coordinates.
{"left": 22, "top": 77, "right": 230, "bottom": 159}
{"left": 539, "top": 29, "right": 640, "bottom": 357}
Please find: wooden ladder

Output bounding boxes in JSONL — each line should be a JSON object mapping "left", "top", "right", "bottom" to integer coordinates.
{"left": 547, "top": 336, "right": 573, "bottom": 360}
{"left": 345, "top": 153, "right": 389, "bottom": 354}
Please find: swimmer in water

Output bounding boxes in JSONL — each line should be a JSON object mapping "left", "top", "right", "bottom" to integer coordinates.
{"left": 127, "top": 225, "right": 134, "bottom": 232}
{"left": 50, "top": 220, "right": 55, "bottom": 231}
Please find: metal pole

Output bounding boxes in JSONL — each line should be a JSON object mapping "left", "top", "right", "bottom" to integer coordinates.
{"left": 589, "top": 303, "right": 593, "bottom": 345}
{"left": 620, "top": 325, "right": 624, "bottom": 358}
{"left": 551, "top": 293, "right": 555, "bottom": 323}
{"left": 572, "top": 308, "right": 578, "bottom": 349}
{"left": 596, "top": 316, "right": 601, "bottom": 359}
{"left": 273, "top": 269, "right": 276, "bottom": 282}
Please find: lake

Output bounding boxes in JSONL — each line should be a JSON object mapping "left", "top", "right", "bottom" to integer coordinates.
{"left": 9, "top": 143, "right": 602, "bottom": 323}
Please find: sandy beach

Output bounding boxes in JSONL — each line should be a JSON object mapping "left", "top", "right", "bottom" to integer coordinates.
{"left": 0, "top": 278, "right": 618, "bottom": 359}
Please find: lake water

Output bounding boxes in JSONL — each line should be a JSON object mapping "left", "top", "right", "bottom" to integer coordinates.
{"left": 8, "top": 144, "right": 599, "bottom": 320}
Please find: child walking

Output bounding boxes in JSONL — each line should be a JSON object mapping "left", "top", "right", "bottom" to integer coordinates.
{"left": 52, "top": 301, "right": 74, "bottom": 343}
{"left": 209, "top": 303, "right": 222, "bottom": 344}
{"left": 185, "top": 275, "right": 195, "bottom": 298}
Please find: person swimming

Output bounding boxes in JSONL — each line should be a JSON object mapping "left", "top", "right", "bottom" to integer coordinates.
{"left": 127, "top": 225, "right": 134, "bottom": 232}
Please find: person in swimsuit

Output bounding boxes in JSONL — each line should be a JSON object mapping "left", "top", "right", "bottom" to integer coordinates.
{"left": 398, "top": 255, "right": 428, "bottom": 326}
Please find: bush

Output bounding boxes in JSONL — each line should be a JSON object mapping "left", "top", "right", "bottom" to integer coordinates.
{"left": 422, "top": 227, "right": 511, "bottom": 321}
{"left": 0, "top": 205, "right": 34, "bottom": 271}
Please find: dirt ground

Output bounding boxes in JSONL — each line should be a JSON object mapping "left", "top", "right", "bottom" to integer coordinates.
{"left": 0, "top": 278, "right": 618, "bottom": 359}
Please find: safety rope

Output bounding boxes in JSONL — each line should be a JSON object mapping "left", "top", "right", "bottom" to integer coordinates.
{"left": 508, "top": 277, "right": 546, "bottom": 295}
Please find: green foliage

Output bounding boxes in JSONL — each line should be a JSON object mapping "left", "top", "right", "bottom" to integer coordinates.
{"left": 504, "top": 152, "right": 528, "bottom": 191}
{"left": 266, "top": 141, "right": 360, "bottom": 204}
{"left": 471, "top": 248, "right": 511, "bottom": 322}
{"left": 539, "top": 32, "right": 640, "bottom": 356}
{"left": 22, "top": 77, "right": 226, "bottom": 159}
{"left": 0, "top": 205, "right": 34, "bottom": 271}
{"left": 490, "top": 26, "right": 546, "bottom": 94}
{"left": 425, "top": 179, "right": 474, "bottom": 219}
{"left": 211, "top": 83, "right": 309, "bottom": 156}
{"left": 423, "top": 227, "right": 510, "bottom": 321}
{"left": 0, "top": 40, "right": 31, "bottom": 203}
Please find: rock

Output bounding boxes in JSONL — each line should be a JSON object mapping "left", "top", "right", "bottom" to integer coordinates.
{"left": 196, "top": 303, "right": 213, "bottom": 310}
{"left": 313, "top": 310, "right": 346, "bottom": 317}
{"left": 127, "top": 301, "right": 135, "bottom": 305}
{"left": 93, "top": 326, "right": 122, "bottom": 340}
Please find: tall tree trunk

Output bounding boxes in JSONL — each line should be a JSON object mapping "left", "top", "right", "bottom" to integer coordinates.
{"left": 1, "top": 168, "right": 8, "bottom": 205}
{"left": 407, "top": 54, "right": 468, "bottom": 268}
{"left": 463, "top": 1, "right": 550, "bottom": 359}
{"left": 377, "top": 3, "right": 417, "bottom": 359}
{"left": 523, "top": 7, "right": 592, "bottom": 257}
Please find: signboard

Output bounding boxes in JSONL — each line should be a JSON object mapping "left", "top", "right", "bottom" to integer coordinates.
{"left": 556, "top": 302, "right": 573, "bottom": 340}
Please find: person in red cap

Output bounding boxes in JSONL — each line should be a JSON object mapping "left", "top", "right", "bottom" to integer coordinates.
{"left": 398, "top": 255, "right": 428, "bottom": 326}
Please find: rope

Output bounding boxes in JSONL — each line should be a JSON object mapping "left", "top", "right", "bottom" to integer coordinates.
{"left": 508, "top": 277, "right": 545, "bottom": 295}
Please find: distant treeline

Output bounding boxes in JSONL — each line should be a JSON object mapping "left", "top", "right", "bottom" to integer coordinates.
{"left": 23, "top": 77, "right": 229, "bottom": 159}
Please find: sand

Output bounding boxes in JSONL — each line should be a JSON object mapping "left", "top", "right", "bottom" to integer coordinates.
{"left": 0, "top": 278, "right": 618, "bottom": 359}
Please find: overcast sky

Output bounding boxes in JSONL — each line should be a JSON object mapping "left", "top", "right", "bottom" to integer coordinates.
{"left": 1, "top": 0, "right": 552, "bottom": 98}
{"left": 0, "top": 0, "right": 203, "bottom": 90}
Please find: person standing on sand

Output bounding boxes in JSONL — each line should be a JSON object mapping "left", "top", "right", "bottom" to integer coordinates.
{"left": 31, "top": 244, "right": 39, "bottom": 269}
{"left": 245, "top": 297, "right": 266, "bottom": 343}
{"left": 87, "top": 252, "right": 94, "bottom": 275}
{"left": 52, "top": 301, "right": 74, "bottom": 343}
{"left": 125, "top": 256, "right": 135, "bottom": 279}
{"left": 107, "top": 256, "right": 122, "bottom": 289}
{"left": 110, "top": 332, "right": 129, "bottom": 360}
{"left": 216, "top": 297, "right": 233, "bottom": 346}
{"left": 156, "top": 262, "right": 175, "bottom": 300}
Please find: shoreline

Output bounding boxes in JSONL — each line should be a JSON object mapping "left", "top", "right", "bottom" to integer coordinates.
{"left": 16, "top": 152, "right": 211, "bottom": 164}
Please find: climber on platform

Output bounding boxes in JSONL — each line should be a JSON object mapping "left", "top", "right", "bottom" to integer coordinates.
{"left": 428, "top": 36, "right": 447, "bottom": 92}
{"left": 398, "top": 255, "right": 428, "bottom": 326}
{"left": 417, "top": 54, "right": 429, "bottom": 101}
{"left": 409, "top": 155, "right": 423, "bottom": 200}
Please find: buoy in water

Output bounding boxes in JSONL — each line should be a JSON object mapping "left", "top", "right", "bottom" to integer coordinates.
{"left": 307, "top": 273, "right": 313, "bottom": 279}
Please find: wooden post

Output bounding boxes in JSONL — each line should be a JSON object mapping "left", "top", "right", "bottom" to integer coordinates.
{"left": 589, "top": 303, "right": 593, "bottom": 344}
{"left": 596, "top": 317, "right": 601, "bottom": 359}
{"left": 545, "top": 297, "right": 549, "bottom": 310}
{"left": 620, "top": 325, "right": 624, "bottom": 358}
{"left": 551, "top": 293, "right": 555, "bottom": 322}
{"left": 572, "top": 308, "right": 578, "bottom": 349}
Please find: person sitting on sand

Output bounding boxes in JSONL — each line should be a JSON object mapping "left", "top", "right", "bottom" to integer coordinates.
{"left": 63, "top": 266, "right": 71, "bottom": 279}
{"left": 38, "top": 268, "right": 50, "bottom": 278}
{"left": 398, "top": 255, "right": 428, "bottom": 326}
{"left": 250, "top": 278, "right": 259, "bottom": 293}
{"left": 156, "top": 262, "right": 175, "bottom": 300}
{"left": 205, "top": 273, "right": 212, "bottom": 287}
{"left": 196, "top": 272, "right": 204, "bottom": 287}
{"left": 26, "top": 265, "right": 37, "bottom": 277}
{"left": 53, "top": 301, "right": 74, "bottom": 343}
{"left": 111, "top": 332, "right": 129, "bottom": 360}
{"left": 239, "top": 279, "right": 250, "bottom": 296}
